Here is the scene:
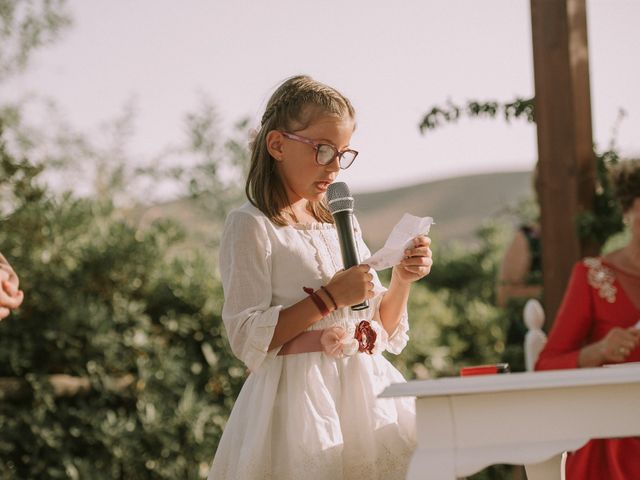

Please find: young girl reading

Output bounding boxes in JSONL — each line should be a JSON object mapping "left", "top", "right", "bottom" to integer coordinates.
{"left": 208, "top": 75, "right": 432, "bottom": 480}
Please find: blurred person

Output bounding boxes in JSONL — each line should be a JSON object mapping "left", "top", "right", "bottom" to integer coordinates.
{"left": 0, "top": 252, "right": 24, "bottom": 320}
{"left": 536, "top": 158, "right": 640, "bottom": 479}
{"left": 496, "top": 167, "right": 543, "bottom": 378}
{"left": 497, "top": 163, "right": 543, "bottom": 309}
{"left": 496, "top": 222, "right": 542, "bottom": 309}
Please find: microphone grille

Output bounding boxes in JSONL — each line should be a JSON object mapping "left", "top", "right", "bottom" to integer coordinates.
{"left": 326, "top": 182, "right": 354, "bottom": 214}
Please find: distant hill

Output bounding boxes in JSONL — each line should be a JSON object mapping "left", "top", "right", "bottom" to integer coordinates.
{"left": 355, "top": 171, "right": 533, "bottom": 250}
{"left": 132, "top": 171, "right": 534, "bottom": 252}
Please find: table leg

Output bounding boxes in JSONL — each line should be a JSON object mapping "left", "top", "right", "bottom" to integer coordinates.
{"left": 406, "top": 447, "right": 456, "bottom": 480}
{"left": 524, "top": 453, "right": 563, "bottom": 480}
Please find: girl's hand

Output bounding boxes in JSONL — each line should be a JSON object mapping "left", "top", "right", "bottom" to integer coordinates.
{"left": 325, "top": 264, "right": 375, "bottom": 309}
{"left": 597, "top": 327, "right": 640, "bottom": 364}
{"left": 392, "top": 235, "right": 433, "bottom": 284}
{"left": 0, "top": 265, "right": 24, "bottom": 321}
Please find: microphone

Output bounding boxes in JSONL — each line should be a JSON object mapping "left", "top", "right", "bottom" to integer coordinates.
{"left": 326, "top": 182, "right": 369, "bottom": 311}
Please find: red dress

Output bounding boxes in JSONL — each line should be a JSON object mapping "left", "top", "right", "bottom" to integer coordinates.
{"left": 536, "top": 258, "right": 640, "bottom": 479}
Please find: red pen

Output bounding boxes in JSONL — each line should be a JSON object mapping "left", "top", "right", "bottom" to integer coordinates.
{"left": 460, "top": 363, "right": 511, "bottom": 377}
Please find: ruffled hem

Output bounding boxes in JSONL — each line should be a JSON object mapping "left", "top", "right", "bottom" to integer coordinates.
{"left": 386, "top": 311, "right": 409, "bottom": 355}
{"left": 366, "top": 291, "right": 409, "bottom": 355}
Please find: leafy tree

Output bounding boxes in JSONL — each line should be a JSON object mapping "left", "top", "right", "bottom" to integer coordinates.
{"left": 387, "top": 222, "right": 510, "bottom": 379}
{"left": 0, "top": 126, "right": 246, "bottom": 479}
{"left": 419, "top": 96, "right": 625, "bottom": 246}
{"left": 0, "top": 0, "right": 72, "bottom": 80}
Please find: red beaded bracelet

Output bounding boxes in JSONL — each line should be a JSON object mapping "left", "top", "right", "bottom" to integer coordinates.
{"left": 303, "top": 286, "right": 330, "bottom": 317}
{"left": 320, "top": 286, "right": 338, "bottom": 310}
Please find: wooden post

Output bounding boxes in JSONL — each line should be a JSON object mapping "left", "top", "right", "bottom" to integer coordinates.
{"left": 530, "top": 0, "right": 596, "bottom": 328}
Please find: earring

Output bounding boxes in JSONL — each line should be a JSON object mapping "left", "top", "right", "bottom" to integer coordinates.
{"left": 623, "top": 215, "right": 630, "bottom": 226}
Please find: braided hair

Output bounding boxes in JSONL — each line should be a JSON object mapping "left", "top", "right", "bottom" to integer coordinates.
{"left": 246, "top": 75, "right": 356, "bottom": 226}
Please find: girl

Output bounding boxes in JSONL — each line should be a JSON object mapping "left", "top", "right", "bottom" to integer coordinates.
{"left": 208, "top": 75, "right": 432, "bottom": 480}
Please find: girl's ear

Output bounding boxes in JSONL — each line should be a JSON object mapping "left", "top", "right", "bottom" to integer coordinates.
{"left": 266, "top": 130, "right": 285, "bottom": 161}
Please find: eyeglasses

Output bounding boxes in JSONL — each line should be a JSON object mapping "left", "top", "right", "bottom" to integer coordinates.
{"left": 280, "top": 131, "right": 358, "bottom": 169}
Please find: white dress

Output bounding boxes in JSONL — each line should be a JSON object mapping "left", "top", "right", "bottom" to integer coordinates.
{"left": 208, "top": 203, "right": 416, "bottom": 480}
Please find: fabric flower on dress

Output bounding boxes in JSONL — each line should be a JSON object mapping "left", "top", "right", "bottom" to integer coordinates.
{"left": 320, "top": 321, "right": 389, "bottom": 358}
{"left": 320, "top": 326, "right": 359, "bottom": 358}
{"left": 356, "top": 320, "right": 388, "bottom": 354}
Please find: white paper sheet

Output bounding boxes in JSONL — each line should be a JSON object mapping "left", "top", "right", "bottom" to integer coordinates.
{"left": 363, "top": 213, "right": 434, "bottom": 271}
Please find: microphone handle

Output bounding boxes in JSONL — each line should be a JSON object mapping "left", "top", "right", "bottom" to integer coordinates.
{"left": 334, "top": 211, "right": 369, "bottom": 311}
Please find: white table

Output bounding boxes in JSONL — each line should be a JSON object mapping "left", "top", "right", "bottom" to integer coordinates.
{"left": 379, "top": 365, "right": 640, "bottom": 479}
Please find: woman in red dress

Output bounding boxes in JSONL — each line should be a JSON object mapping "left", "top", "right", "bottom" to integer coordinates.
{"left": 536, "top": 159, "right": 640, "bottom": 479}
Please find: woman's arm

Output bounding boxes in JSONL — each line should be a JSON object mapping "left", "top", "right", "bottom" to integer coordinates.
{"left": 577, "top": 326, "right": 640, "bottom": 367}
{"left": 537, "top": 261, "right": 640, "bottom": 370}
{"left": 535, "top": 263, "right": 592, "bottom": 370}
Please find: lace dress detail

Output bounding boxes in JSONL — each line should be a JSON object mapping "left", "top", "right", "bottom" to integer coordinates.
{"left": 584, "top": 257, "right": 617, "bottom": 303}
{"left": 296, "top": 223, "right": 383, "bottom": 333}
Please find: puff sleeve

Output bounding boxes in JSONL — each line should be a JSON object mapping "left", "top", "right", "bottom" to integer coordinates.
{"left": 219, "top": 210, "right": 283, "bottom": 371}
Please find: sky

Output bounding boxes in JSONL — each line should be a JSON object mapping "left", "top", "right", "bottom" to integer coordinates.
{"left": 5, "top": 0, "right": 640, "bottom": 194}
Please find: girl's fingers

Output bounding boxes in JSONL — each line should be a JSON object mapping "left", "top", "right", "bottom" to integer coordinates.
{"left": 403, "top": 257, "right": 433, "bottom": 268}
{"left": 402, "top": 263, "right": 431, "bottom": 275}
{"left": 405, "top": 246, "right": 431, "bottom": 257}
{"left": 413, "top": 236, "right": 431, "bottom": 247}
{"left": 0, "top": 289, "right": 23, "bottom": 309}
{"left": 3, "top": 280, "right": 17, "bottom": 296}
{"left": 402, "top": 266, "right": 422, "bottom": 275}
{"left": 0, "top": 307, "right": 10, "bottom": 320}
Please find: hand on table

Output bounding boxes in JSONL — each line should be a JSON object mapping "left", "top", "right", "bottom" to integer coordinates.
{"left": 597, "top": 326, "right": 640, "bottom": 364}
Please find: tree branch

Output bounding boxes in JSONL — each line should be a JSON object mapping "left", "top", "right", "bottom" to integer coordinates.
{"left": 0, "top": 373, "right": 135, "bottom": 400}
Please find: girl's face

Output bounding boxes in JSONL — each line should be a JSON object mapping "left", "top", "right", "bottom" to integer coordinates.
{"left": 272, "top": 114, "right": 355, "bottom": 205}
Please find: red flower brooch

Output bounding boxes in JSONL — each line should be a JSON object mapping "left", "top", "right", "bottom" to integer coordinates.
{"left": 320, "top": 320, "right": 383, "bottom": 358}
{"left": 355, "top": 320, "right": 377, "bottom": 354}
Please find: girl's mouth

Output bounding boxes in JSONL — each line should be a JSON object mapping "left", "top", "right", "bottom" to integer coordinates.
{"left": 316, "top": 181, "right": 332, "bottom": 191}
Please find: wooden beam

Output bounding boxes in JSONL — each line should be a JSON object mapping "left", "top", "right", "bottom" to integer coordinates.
{"left": 530, "top": 0, "right": 596, "bottom": 328}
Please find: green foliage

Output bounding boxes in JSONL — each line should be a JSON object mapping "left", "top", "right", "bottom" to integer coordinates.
{"left": 0, "top": 0, "right": 72, "bottom": 80}
{"left": 0, "top": 132, "right": 245, "bottom": 479}
{"left": 419, "top": 97, "right": 535, "bottom": 133}
{"left": 387, "top": 222, "right": 509, "bottom": 380}
{"left": 575, "top": 149, "right": 624, "bottom": 246}
{"left": 1, "top": 117, "right": 523, "bottom": 479}
{"left": 420, "top": 96, "right": 626, "bottom": 248}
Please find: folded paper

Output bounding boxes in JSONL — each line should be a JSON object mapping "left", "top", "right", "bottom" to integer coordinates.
{"left": 363, "top": 213, "right": 434, "bottom": 271}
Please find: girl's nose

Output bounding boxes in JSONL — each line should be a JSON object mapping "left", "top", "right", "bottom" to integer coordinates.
{"left": 325, "top": 155, "right": 341, "bottom": 172}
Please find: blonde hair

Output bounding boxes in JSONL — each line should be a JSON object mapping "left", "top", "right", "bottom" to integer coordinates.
{"left": 246, "top": 75, "right": 356, "bottom": 226}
